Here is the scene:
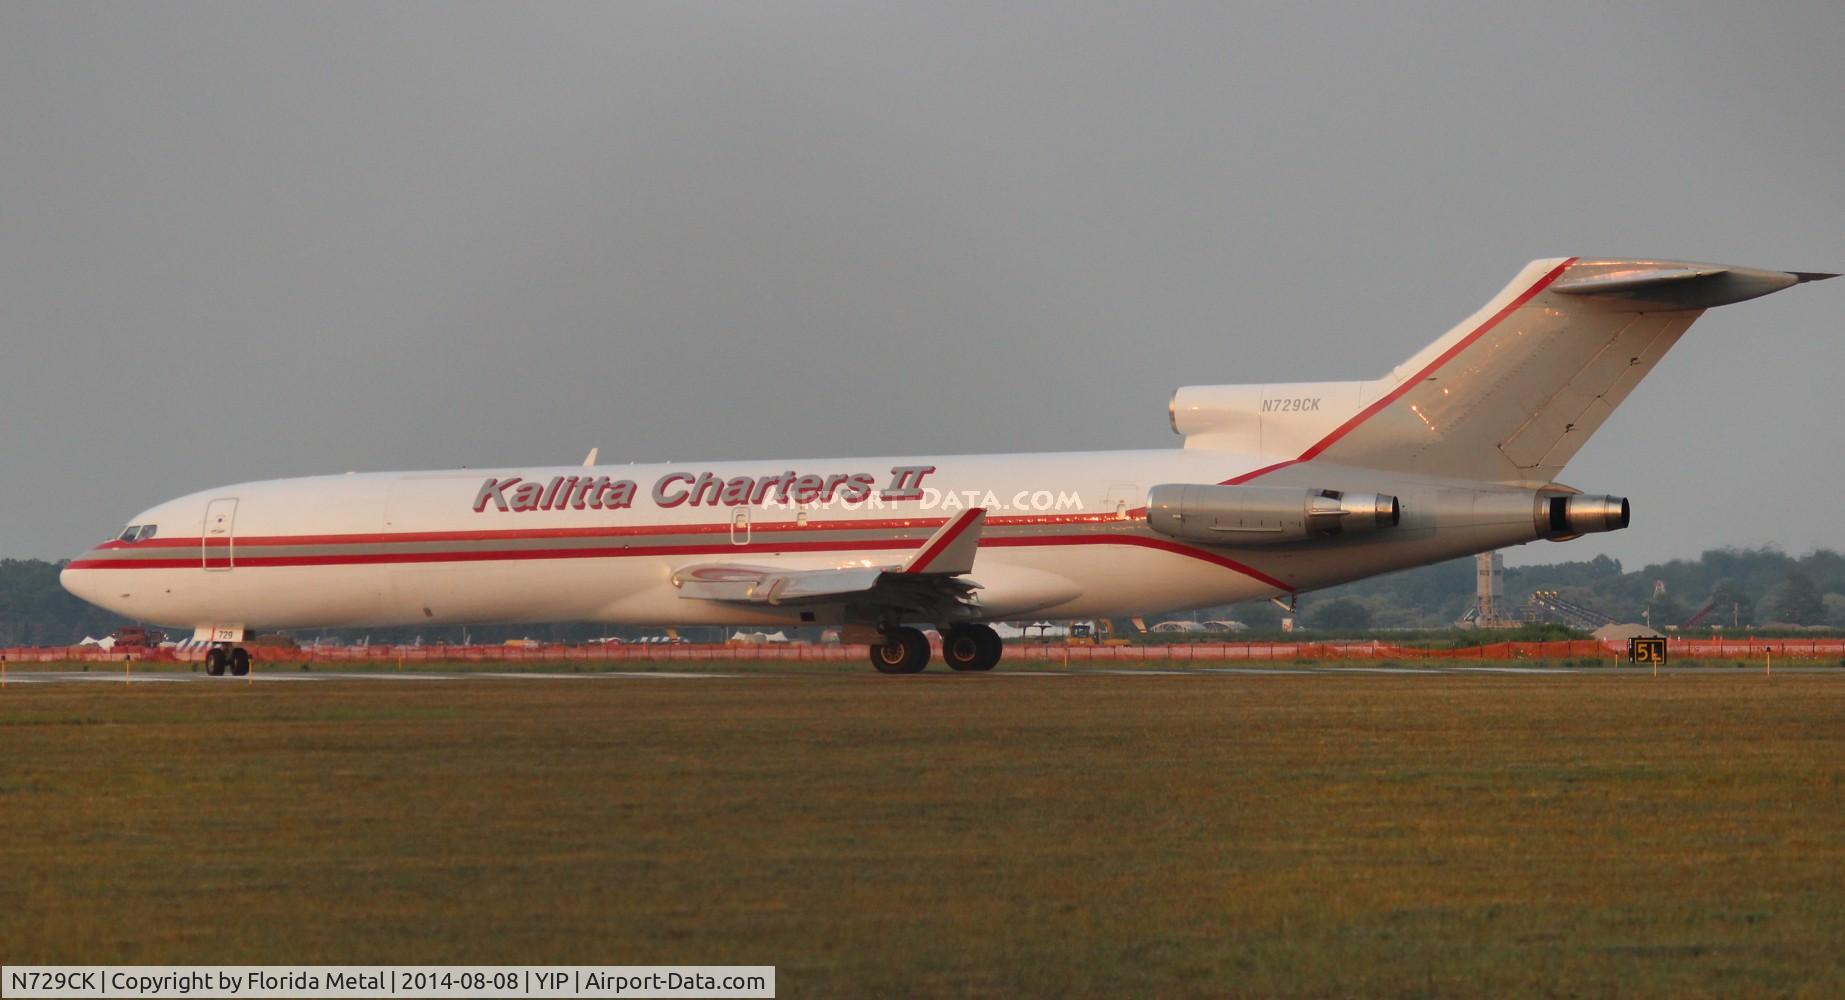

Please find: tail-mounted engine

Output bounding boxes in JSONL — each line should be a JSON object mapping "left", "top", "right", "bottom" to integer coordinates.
{"left": 1146, "top": 484, "right": 1400, "bottom": 546}
{"left": 1538, "top": 493, "right": 1629, "bottom": 540}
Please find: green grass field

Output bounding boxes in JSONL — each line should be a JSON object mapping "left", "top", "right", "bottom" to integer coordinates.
{"left": 4, "top": 672, "right": 1844, "bottom": 997}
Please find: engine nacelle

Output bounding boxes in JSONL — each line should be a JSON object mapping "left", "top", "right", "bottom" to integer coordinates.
{"left": 1538, "top": 493, "right": 1630, "bottom": 540}
{"left": 1146, "top": 484, "right": 1400, "bottom": 546}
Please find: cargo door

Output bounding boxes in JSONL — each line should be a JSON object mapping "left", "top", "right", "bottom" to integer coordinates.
{"left": 202, "top": 498, "right": 238, "bottom": 570}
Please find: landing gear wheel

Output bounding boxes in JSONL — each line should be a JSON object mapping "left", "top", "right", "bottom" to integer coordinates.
{"left": 870, "top": 626, "right": 931, "bottom": 674}
{"left": 943, "top": 624, "right": 1003, "bottom": 672}
{"left": 229, "top": 647, "right": 251, "bottom": 677}
{"left": 204, "top": 648, "right": 227, "bottom": 676}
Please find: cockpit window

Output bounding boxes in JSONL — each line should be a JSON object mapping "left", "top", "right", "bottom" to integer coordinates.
{"left": 119, "top": 525, "right": 141, "bottom": 542}
{"left": 136, "top": 525, "right": 158, "bottom": 542}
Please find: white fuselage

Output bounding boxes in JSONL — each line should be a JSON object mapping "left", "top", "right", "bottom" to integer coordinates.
{"left": 62, "top": 447, "right": 1526, "bottom": 634}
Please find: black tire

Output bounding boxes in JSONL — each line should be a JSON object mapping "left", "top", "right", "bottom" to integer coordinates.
{"left": 869, "top": 626, "right": 930, "bottom": 674}
{"left": 204, "top": 648, "right": 227, "bottom": 676}
{"left": 944, "top": 624, "right": 1003, "bottom": 672}
{"left": 972, "top": 624, "right": 1003, "bottom": 671}
{"left": 229, "top": 647, "right": 251, "bottom": 677}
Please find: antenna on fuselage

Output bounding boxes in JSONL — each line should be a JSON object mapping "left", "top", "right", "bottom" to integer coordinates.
{"left": 582, "top": 447, "right": 598, "bottom": 467}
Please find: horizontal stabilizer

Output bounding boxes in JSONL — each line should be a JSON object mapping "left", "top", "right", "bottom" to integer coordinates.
{"left": 1551, "top": 264, "right": 1727, "bottom": 294}
{"left": 1551, "top": 263, "right": 1821, "bottom": 308}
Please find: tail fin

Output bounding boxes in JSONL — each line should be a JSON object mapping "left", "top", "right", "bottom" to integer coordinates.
{"left": 1292, "top": 258, "right": 1830, "bottom": 485}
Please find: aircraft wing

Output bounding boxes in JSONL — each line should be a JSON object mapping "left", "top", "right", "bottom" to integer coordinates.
{"left": 672, "top": 508, "right": 986, "bottom": 610}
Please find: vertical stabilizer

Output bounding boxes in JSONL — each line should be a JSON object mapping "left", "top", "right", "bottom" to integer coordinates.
{"left": 1227, "top": 258, "right": 1831, "bottom": 485}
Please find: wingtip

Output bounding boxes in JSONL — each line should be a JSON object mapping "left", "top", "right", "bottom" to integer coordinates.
{"left": 1791, "top": 271, "right": 1839, "bottom": 284}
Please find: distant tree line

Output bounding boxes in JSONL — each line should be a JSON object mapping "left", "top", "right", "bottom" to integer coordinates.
{"left": 0, "top": 559, "right": 132, "bottom": 646}
{"left": 1241, "top": 547, "right": 1845, "bottom": 632}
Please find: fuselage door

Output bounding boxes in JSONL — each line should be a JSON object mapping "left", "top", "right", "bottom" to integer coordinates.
{"left": 203, "top": 498, "right": 238, "bottom": 570}
{"left": 730, "top": 508, "right": 751, "bottom": 545}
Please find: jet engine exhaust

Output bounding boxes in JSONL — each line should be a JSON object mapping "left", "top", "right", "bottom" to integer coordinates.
{"left": 1540, "top": 494, "right": 1630, "bottom": 540}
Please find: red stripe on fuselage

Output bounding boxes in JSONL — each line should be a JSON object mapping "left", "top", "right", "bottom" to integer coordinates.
{"left": 1223, "top": 460, "right": 1299, "bottom": 486}
{"left": 986, "top": 535, "right": 1294, "bottom": 592}
{"left": 68, "top": 533, "right": 1296, "bottom": 593}
{"left": 89, "top": 509, "right": 1122, "bottom": 550}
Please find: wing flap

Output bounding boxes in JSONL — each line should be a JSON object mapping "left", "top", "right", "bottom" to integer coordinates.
{"left": 674, "top": 507, "right": 987, "bottom": 611}
{"left": 674, "top": 564, "right": 886, "bottom": 604}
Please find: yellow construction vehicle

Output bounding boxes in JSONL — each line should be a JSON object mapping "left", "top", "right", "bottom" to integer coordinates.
{"left": 1068, "top": 619, "right": 1134, "bottom": 646}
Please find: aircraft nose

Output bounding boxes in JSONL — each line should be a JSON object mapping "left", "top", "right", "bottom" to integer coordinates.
{"left": 61, "top": 551, "right": 115, "bottom": 610}
{"left": 61, "top": 561, "right": 95, "bottom": 601}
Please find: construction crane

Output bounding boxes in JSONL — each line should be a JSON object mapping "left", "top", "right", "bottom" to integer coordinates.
{"left": 1682, "top": 598, "right": 1719, "bottom": 629}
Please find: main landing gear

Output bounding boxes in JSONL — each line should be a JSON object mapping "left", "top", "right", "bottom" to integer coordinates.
{"left": 870, "top": 627, "right": 930, "bottom": 674}
{"left": 867, "top": 623, "right": 1003, "bottom": 674}
{"left": 203, "top": 644, "right": 251, "bottom": 677}
{"left": 941, "top": 624, "right": 1002, "bottom": 672}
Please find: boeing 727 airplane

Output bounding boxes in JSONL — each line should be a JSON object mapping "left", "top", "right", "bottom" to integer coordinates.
{"left": 63, "top": 257, "right": 1834, "bottom": 674}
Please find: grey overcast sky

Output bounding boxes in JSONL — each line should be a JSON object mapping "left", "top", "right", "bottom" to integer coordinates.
{"left": 3, "top": 2, "right": 1841, "bottom": 570}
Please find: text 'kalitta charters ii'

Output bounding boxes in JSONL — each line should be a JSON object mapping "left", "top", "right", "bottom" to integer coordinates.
{"left": 473, "top": 466, "right": 938, "bottom": 514}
